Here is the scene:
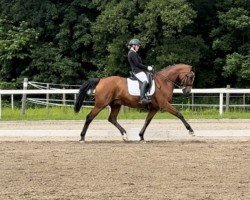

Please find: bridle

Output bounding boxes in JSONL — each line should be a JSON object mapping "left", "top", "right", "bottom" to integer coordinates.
{"left": 154, "top": 71, "right": 195, "bottom": 88}
{"left": 180, "top": 71, "right": 195, "bottom": 87}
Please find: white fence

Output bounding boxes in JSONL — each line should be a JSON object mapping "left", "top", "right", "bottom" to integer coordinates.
{"left": 0, "top": 88, "right": 249, "bottom": 119}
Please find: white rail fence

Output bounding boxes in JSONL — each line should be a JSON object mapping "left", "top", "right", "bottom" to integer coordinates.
{"left": 0, "top": 88, "right": 249, "bottom": 119}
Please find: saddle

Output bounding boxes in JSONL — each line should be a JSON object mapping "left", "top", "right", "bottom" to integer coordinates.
{"left": 127, "top": 72, "right": 155, "bottom": 96}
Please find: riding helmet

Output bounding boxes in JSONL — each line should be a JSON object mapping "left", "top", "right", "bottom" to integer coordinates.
{"left": 129, "top": 39, "right": 141, "bottom": 46}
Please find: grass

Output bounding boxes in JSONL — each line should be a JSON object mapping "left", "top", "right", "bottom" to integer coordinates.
{"left": 1, "top": 106, "right": 250, "bottom": 120}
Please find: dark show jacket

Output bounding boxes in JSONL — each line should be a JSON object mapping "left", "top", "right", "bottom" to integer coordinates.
{"left": 128, "top": 50, "right": 147, "bottom": 73}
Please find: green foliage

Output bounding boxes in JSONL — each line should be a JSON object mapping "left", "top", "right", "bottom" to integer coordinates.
{"left": 91, "top": 0, "right": 201, "bottom": 76}
{"left": 0, "top": 19, "right": 38, "bottom": 60}
{"left": 91, "top": 0, "right": 136, "bottom": 76}
{"left": 219, "top": 8, "right": 250, "bottom": 30}
{"left": 0, "top": 0, "right": 96, "bottom": 84}
{"left": 0, "top": 81, "right": 22, "bottom": 89}
{"left": 224, "top": 53, "right": 250, "bottom": 86}
{"left": 0, "top": 0, "right": 249, "bottom": 87}
{"left": 24, "top": 43, "right": 82, "bottom": 83}
{"left": 210, "top": 0, "right": 250, "bottom": 87}
{"left": 134, "top": 0, "right": 196, "bottom": 44}
{"left": 0, "top": 18, "right": 38, "bottom": 81}
{"left": 154, "top": 36, "right": 208, "bottom": 67}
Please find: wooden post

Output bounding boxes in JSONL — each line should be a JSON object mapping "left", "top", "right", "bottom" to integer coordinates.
{"left": 74, "top": 94, "right": 76, "bottom": 104}
{"left": 11, "top": 94, "right": 14, "bottom": 110}
{"left": 62, "top": 87, "right": 66, "bottom": 105}
{"left": 226, "top": 85, "right": 230, "bottom": 112}
{"left": 46, "top": 83, "right": 50, "bottom": 109}
{"left": 191, "top": 93, "right": 194, "bottom": 111}
{"left": 21, "top": 78, "right": 28, "bottom": 115}
{"left": 121, "top": 105, "right": 124, "bottom": 115}
{"left": 0, "top": 94, "right": 2, "bottom": 119}
{"left": 243, "top": 93, "right": 246, "bottom": 111}
{"left": 219, "top": 92, "right": 223, "bottom": 115}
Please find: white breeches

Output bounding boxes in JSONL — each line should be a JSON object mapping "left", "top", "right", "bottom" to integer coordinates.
{"left": 134, "top": 72, "right": 148, "bottom": 83}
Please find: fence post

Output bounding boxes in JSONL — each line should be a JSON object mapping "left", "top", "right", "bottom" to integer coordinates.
{"left": 46, "top": 83, "right": 50, "bottom": 109}
{"left": 191, "top": 93, "right": 194, "bottom": 111}
{"left": 226, "top": 85, "right": 230, "bottom": 112}
{"left": 11, "top": 94, "right": 14, "bottom": 110}
{"left": 219, "top": 92, "right": 223, "bottom": 115}
{"left": 74, "top": 94, "right": 77, "bottom": 104}
{"left": 0, "top": 94, "right": 2, "bottom": 119}
{"left": 21, "top": 78, "right": 28, "bottom": 115}
{"left": 243, "top": 93, "right": 245, "bottom": 110}
{"left": 62, "top": 87, "right": 66, "bottom": 105}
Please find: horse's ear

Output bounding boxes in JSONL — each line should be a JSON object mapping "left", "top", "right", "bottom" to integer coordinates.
{"left": 191, "top": 66, "right": 196, "bottom": 73}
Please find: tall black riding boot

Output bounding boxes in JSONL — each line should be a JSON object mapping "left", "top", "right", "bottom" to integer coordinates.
{"left": 139, "top": 81, "right": 151, "bottom": 104}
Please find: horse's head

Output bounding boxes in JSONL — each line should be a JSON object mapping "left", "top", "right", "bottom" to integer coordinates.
{"left": 178, "top": 70, "right": 195, "bottom": 95}
{"left": 156, "top": 64, "right": 195, "bottom": 95}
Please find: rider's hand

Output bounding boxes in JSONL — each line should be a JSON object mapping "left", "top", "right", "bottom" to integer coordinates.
{"left": 147, "top": 66, "right": 153, "bottom": 71}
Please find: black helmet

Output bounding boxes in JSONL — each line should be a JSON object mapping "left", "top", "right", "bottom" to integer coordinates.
{"left": 129, "top": 39, "right": 141, "bottom": 46}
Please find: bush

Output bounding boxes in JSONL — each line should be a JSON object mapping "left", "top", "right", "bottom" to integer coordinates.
{"left": 0, "top": 82, "right": 22, "bottom": 89}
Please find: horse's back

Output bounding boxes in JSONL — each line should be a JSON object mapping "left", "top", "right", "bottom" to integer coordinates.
{"left": 98, "top": 76, "right": 126, "bottom": 87}
{"left": 94, "top": 76, "right": 127, "bottom": 100}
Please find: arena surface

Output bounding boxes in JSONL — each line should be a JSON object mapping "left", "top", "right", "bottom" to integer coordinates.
{"left": 0, "top": 119, "right": 249, "bottom": 199}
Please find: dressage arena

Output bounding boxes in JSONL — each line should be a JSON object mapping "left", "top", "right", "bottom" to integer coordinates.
{"left": 0, "top": 119, "right": 249, "bottom": 199}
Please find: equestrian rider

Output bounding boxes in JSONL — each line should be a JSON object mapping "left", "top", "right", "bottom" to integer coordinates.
{"left": 127, "top": 39, "right": 153, "bottom": 104}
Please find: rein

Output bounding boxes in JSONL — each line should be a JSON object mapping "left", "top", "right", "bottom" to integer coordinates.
{"left": 154, "top": 71, "right": 193, "bottom": 88}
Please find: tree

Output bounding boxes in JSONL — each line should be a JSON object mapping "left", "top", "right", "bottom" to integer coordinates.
{"left": 134, "top": 0, "right": 196, "bottom": 45}
{"left": 211, "top": 0, "right": 250, "bottom": 87}
{"left": 91, "top": 0, "right": 207, "bottom": 80}
{"left": 0, "top": 18, "right": 38, "bottom": 81}
{"left": 0, "top": 0, "right": 97, "bottom": 84}
{"left": 0, "top": 0, "right": 249, "bottom": 88}
{"left": 91, "top": 0, "right": 137, "bottom": 77}
{"left": 223, "top": 53, "right": 250, "bottom": 87}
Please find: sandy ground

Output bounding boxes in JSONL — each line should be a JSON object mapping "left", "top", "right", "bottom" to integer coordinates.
{"left": 0, "top": 120, "right": 249, "bottom": 199}
{"left": 1, "top": 119, "right": 250, "bottom": 131}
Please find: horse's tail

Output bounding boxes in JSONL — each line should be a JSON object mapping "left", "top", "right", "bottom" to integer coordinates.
{"left": 74, "top": 78, "right": 100, "bottom": 113}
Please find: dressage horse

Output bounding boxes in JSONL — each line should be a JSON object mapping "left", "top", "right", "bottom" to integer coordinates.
{"left": 74, "top": 64, "right": 195, "bottom": 142}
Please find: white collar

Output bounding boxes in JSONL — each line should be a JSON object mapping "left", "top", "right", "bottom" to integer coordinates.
{"left": 130, "top": 48, "right": 137, "bottom": 52}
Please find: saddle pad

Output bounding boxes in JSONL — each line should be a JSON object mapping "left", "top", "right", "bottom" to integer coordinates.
{"left": 127, "top": 78, "right": 155, "bottom": 96}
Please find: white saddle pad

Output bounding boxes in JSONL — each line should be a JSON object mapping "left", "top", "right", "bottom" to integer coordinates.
{"left": 127, "top": 78, "right": 155, "bottom": 96}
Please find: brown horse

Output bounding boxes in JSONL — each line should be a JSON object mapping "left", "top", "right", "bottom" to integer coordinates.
{"left": 74, "top": 64, "right": 195, "bottom": 142}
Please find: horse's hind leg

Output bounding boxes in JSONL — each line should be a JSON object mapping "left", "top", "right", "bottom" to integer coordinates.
{"left": 163, "top": 102, "right": 194, "bottom": 136}
{"left": 80, "top": 106, "right": 103, "bottom": 142}
{"left": 108, "top": 101, "right": 127, "bottom": 141}
{"left": 139, "top": 108, "right": 158, "bottom": 141}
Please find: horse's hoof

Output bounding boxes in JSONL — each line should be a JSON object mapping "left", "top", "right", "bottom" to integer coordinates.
{"left": 189, "top": 131, "right": 195, "bottom": 136}
{"left": 79, "top": 140, "right": 85, "bottom": 144}
{"left": 122, "top": 134, "right": 128, "bottom": 142}
{"left": 140, "top": 140, "right": 147, "bottom": 143}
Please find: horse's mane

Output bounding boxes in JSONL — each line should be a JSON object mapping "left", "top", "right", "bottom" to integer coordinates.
{"left": 159, "top": 64, "right": 192, "bottom": 72}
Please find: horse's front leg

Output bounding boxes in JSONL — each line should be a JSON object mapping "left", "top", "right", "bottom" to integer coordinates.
{"left": 139, "top": 108, "right": 159, "bottom": 141}
{"left": 163, "top": 102, "right": 194, "bottom": 136}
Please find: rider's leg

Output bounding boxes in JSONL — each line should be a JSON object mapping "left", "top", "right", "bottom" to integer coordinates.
{"left": 140, "top": 81, "right": 151, "bottom": 104}
{"left": 134, "top": 72, "right": 151, "bottom": 104}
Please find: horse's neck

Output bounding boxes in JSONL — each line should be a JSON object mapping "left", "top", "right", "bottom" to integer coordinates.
{"left": 161, "top": 69, "right": 180, "bottom": 81}
{"left": 156, "top": 68, "right": 182, "bottom": 93}
{"left": 160, "top": 64, "right": 190, "bottom": 77}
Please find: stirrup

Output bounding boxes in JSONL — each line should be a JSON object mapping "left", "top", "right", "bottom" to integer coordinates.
{"left": 139, "top": 98, "right": 151, "bottom": 105}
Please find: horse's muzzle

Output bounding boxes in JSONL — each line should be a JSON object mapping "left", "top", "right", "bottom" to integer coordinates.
{"left": 182, "top": 86, "right": 192, "bottom": 95}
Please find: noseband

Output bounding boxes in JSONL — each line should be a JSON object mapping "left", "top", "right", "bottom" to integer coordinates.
{"left": 155, "top": 71, "right": 194, "bottom": 88}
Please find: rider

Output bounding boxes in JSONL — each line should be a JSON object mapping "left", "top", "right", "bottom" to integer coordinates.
{"left": 127, "top": 38, "right": 153, "bottom": 104}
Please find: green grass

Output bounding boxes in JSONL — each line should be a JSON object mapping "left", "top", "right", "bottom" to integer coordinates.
{"left": 1, "top": 106, "right": 250, "bottom": 120}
